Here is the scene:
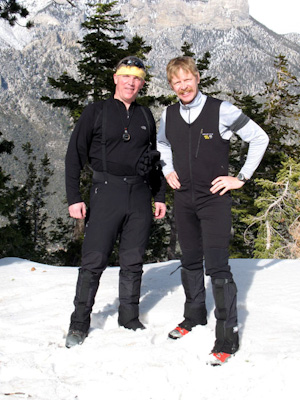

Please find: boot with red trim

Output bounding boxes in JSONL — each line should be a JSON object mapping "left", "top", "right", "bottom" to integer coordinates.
{"left": 168, "top": 319, "right": 194, "bottom": 339}
{"left": 207, "top": 351, "right": 234, "bottom": 366}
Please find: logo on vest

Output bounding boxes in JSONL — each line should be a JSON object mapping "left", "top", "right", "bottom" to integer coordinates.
{"left": 202, "top": 132, "right": 214, "bottom": 140}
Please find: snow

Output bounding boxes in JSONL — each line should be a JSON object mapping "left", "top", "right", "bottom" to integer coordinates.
{"left": 0, "top": 20, "right": 33, "bottom": 50}
{"left": 0, "top": 257, "right": 299, "bottom": 400}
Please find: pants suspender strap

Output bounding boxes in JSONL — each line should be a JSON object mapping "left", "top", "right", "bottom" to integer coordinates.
{"left": 92, "top": 100, "right": 108, "bottom": 182}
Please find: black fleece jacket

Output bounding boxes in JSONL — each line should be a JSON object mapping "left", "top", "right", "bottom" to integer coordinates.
{"left": 65, "top": 97, "right": 165, "bottom": 205}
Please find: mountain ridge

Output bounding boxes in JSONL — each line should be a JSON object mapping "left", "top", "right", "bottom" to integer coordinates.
{"left": 0, "top": 0, "right": 299, "bottom": 221}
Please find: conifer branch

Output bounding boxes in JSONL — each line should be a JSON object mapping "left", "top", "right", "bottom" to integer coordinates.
{"left": 244, "top": 178, "right": 290, "bottom": 245}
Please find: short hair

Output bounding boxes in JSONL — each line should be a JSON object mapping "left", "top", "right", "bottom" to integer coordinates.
{"left": 166, "top": 56, "right": 198, "bottom": 83}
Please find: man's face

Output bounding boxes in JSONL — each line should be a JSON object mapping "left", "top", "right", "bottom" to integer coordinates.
{"left": 113, "top": 74, "right": 144, "bottom": 106}
{"left": 169, "top": 68, "right": 200, "bottom": 105}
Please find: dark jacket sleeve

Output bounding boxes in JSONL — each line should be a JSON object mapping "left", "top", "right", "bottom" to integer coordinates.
{"left": 146, "top": 107, "right": 166, "bottom": 203}
{"left": 65, "top": 104, "right": 96, "bottom": 206}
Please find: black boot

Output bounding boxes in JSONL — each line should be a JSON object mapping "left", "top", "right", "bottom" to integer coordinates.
{"left": 69, "top": 268, "right": 102, "bottom": 334}
{"left": 65, "top": 329, "right": 88, "bottom": 348}
{"left": 211, "top": 278, "right": 239, "bottom": 354}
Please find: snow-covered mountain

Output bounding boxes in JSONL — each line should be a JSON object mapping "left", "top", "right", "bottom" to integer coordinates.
{"left": 0, "top": 0, "right": 299, "bottom": 219}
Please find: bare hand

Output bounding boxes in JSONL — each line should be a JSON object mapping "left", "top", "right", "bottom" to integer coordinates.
{"left": 68, "top": 202, "right": 87, "bottom": 219}
{"left": 210, "top": 176, "right": 245, "bottom": 196}
{"left": 166, "top": 171, "right": 181, "bottom": 190}
{"left": 154, "top": 202, "right": 167, "bottom": 219}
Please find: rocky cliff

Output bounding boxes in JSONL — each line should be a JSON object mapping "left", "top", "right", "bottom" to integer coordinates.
{"left": 119, "top": 0, "right": 250, "bottom": 30}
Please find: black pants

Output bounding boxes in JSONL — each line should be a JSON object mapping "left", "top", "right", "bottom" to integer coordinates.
{"left": 69, "top": 173, "right": 153, "bottom": 333}
{"left": 175, "top": 190, "right": 239, "bottom": 353}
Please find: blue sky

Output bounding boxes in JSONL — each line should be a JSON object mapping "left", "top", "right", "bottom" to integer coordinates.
{"left": 248, "top": 0, "right": 300, "bottom": 34}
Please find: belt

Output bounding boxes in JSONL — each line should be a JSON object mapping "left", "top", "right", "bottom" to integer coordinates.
{"left": 92, "top": 171, "right": 146, "bottom": 185}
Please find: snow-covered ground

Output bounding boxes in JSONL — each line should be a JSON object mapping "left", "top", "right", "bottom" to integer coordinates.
{"left": 0, "top": 257, "right": 299, "bottom": 400}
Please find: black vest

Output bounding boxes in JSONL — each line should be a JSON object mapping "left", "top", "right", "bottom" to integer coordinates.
{"left": 166, "top": 97, "right": 230, "bottom": 195}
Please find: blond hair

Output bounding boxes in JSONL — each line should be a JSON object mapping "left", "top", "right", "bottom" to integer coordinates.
{"left": 166, "top": 56, "right": 198, "bottom": 83}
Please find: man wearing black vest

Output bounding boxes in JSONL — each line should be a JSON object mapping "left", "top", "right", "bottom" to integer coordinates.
{"left": 157, "top": 56, "right": 268, "bottom": 365}
{"left": 65, "top": 56, "right": 166, "bottom": 348}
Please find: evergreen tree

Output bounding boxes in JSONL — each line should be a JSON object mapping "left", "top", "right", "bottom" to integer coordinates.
{"left": 231, "top": 55, "right": 300, "bottom": 184}
{"left": 49, "top": 216, "right": 83, "bottom": 266}
{"left": 244, "top": 158, "right": 300, "bottom": 259}
{"left": 0, "top": 132, "right": 15, "bottom": 219}
{"left": 0, "top": 142, "right": 55, "bottom": 261}
{"left": 259, "top": 54, "right": 300, "bottom": 180}
{"left": 229, "top": 54, "right": 300, "bottom": 258}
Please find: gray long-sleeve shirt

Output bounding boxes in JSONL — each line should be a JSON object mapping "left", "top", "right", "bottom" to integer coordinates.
{"left": 157, "top": 91, "right": 269, "bottom": 179}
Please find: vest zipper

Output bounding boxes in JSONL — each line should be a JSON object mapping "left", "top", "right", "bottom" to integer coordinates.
{"left": 188, "top": 125, "right": 195, "bottom": 202}
{"left": 195, "top": 128, "right": 203, "bottom": 158}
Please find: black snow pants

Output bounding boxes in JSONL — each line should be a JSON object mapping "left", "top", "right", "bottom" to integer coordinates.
{"left": 69, "top": 172, "right": 153, "bottom": 333}
{"left": 175, "top": 190, "right": 239, "bottom": 354}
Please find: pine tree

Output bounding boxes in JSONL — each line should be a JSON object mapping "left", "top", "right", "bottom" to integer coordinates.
{"left": 229, "top": 54, "right": 300, "bottom": 258}
{"left": 244, "top": 158, "right": 300, "bottom": 259}
{"left": 259, "top": 54, "right": 300, "bottom": 181}
{"left": 0, "top": 142, "right": 55, "bottom": 261}
{"left": 0, "top": 132, "right": 15, "bottom": 219}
